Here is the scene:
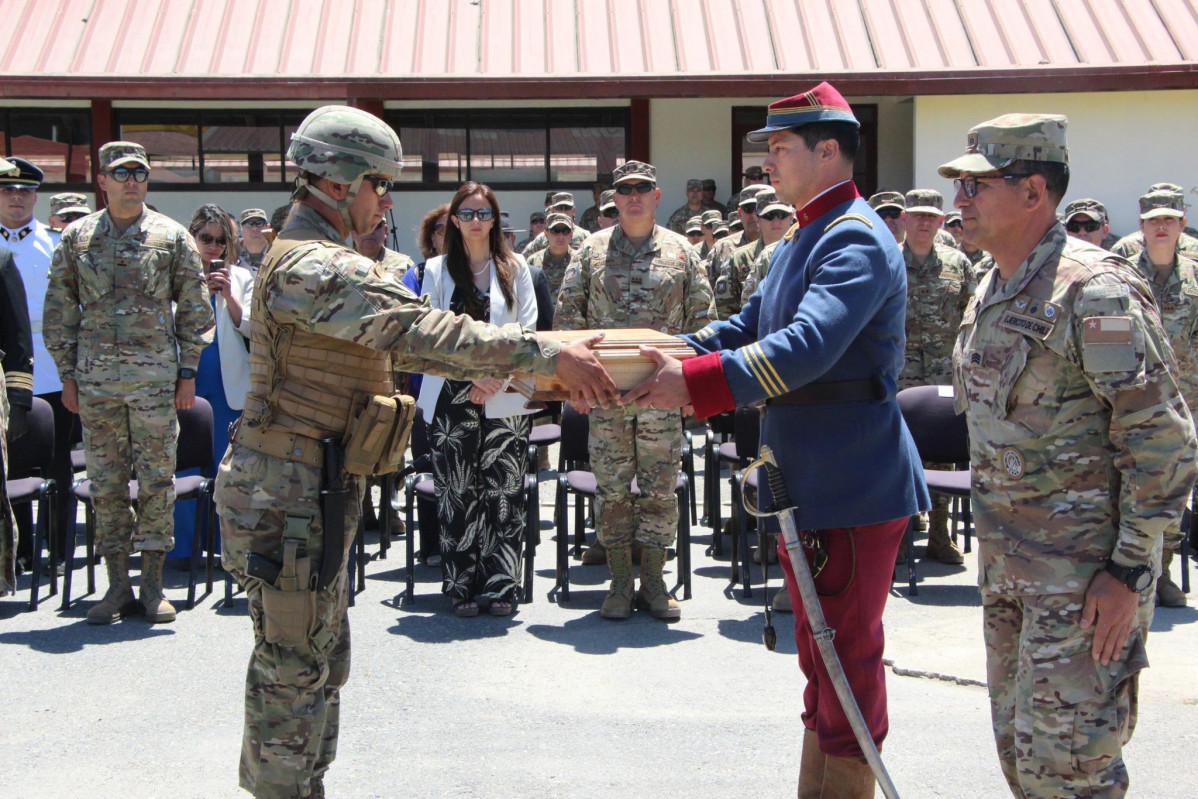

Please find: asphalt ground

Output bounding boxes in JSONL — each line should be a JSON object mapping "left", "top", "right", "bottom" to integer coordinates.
{"left": 2, "top": 437, "right": 1196, "bottom": 799}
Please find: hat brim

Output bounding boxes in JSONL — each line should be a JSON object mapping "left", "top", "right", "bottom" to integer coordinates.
{"left": 0, "top": 179, "right": 41, "bottom": 188}
{"left": 613, "top": 175, "right": 655, "bottom": 186}
{"left": 106, "top": 155, "right": 150, "bottom": 169}
{"left": 759, "top": 203, "right": 794, "bottom": 216}
{"left": 871, "top": 203, "right": 904, "bottom": 213}
{"left": 56, "top": 205, "right": 91, "bottom": 216}
{"left": 906, "top": 205, "right": 945, "bottom": 217}
{"left": 1141, "top": 209, "right": 1184, "bottom": 220}
{"left": 937, "top": 152, "right": 1012, "bottom": 178}
{"left": 1065, "top": 211, "right": 1103, "bottom": 222}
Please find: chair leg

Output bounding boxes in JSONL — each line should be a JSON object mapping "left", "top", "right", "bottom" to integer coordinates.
{"left": 962, "top": 495, "right": 973, "bottom": 554}
{"left": 206, "top": 490, "right": 216, "bottom": 595}
{"left": 61, "top": 490, "right": 79, "bottom": 611}
{"left": 46, "top": 486, "right": 59, "bottom": 598}
{"left": 572, "top": 494, "right": 585, "bottom": 558}
{"left": 906, "top": 517, "right": 918, "bottom": 596}
{"left": 404, "top": 476, "right": 416, "bottom": 603}
{"left": 523, "top": 476, "right": 537, "bottom": 604}
{"left": 187, "top": 494, "right": 203, "bottom": 610}
{"left": 678, "top": 476, "right": 692, "bottom": 600}
{"left": 28, "top": 499, "right": 44, "bottom": 612}
{"left": 556, "top": 478, "right": 570, "bottom": 601}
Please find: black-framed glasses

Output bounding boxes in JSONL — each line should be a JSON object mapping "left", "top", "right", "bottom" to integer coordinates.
{"left": 875, "top": 208, "right": 902, "bottom": 221}
{"left": 106, "top": 166, "right": 150, "bottom": 184}
{"left": 954, "top": 173, "right": 1030, "bottom": 199}
{"left": 548, "top": 226, "right": 573, "bottom": 235}
{"left": 615, "top": 182, "right": 654, "bottom": 195}
{"left": 601, "top": 208, "right": 619, "bottom": 218}
{"left": 760, "top": 210, "right": 792, "bottom": 222}
{"left": 197, "top": 233, "right": 227, "bottom": 247}
{"left": 455, "top": 208, "right": 494, "bottom": 222}
{"left": 363, "top": 175, "right": 393, "bottom": 197}
{"left": 243, "top": 219, "right": 267, "bottom": 228}
{"left": 1065, "top": 220, "right": 1102, "bottom": 234}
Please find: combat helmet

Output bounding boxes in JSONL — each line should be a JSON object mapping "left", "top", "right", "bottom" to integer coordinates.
{"left": 287, "top": 105, "right": 403, "bottom": 230}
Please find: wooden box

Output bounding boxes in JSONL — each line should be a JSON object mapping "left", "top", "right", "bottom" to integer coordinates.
{"left": 511, "top": 328, "right": 698, "bottom": 401}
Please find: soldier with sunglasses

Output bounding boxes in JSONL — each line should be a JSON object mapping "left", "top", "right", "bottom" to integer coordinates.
{"left": 44, "top": 141, "right": 215, "bottom": 625}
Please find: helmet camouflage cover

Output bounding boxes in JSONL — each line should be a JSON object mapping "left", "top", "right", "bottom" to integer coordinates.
{"left": 288, "top": 105, "right": 403, "bottom": 184}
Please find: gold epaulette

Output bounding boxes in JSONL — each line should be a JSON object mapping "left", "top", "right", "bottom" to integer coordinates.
{"left": 824, "top": 213, "right": 873, "bottom": 233}
{"left": 782, "top": 222, "right": 801, "bottom": 242}
{"left": 5, "top": 371, "right": 33, "bottom": 392}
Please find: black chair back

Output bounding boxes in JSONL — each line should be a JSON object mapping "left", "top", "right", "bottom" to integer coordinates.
{"left": 896, "top": 385, "right": 969, "bottom": 464}
{"left": 559, "top": 403, "right": 591, "bottom": 467}
{"left": 175, "top": 397, "right": 215, "bottom": 474}
{"left": 733, "top": 406, "right": 761, "bottom": 461}
{"left": 7, "top": 397, "right": 55, "bottom": 478}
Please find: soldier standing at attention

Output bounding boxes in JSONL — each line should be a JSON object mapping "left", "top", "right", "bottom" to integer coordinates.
{"left": 1110, "top": 182, "right": 1198, "bottom": 261}
{"left": 239, "top": 208, "right": 272, "bottom": 273}
{"left": 713, "top": 186, "right": 778, "bottom": 320}
{"left": 941, "top": 114, "right": 1196, "bottom": 798}
{"left": 578, "top": 181, "right": 608, "bottom": 233}
{"left": 736, "top": 188, "right": 795, "bottom": 309}
{"left": 215, "top": 106, "right": 614, "bottom": 799}
{"left": 47, "top": 192, "right": 92, "bottom": 242}
{"left": 1062, "top": 198, "right": 1112, "bottom": 249}
{"left": 520, "top": 192, "right": 588, "bottom": 258}
{"left": 555, "top": 159, "right": 714, "bottom": 621}
{"left": 1129, "top": 189, "right": 1198, "bottom": 607}
{"left": 666, "top": 178, "right": 706, "bottom": 235}
{"left": 525, "top": 211, "right": 575, "bottom": 296}
{"left": 44, "top": 142, "right": 216, "bottom": 625}
{"left": 700, "top": 178, "right": 725, "bottom": 214}
{"left": 622, "top": 83, "right": 930, "bottom": 796}
{"left": 596, "top": 189, "right": 619, "bottom": 230}
{"left": 867, "top": 191, "right": 906, "bottom": 245}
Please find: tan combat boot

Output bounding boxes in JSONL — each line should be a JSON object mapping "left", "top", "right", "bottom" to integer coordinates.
{"left": 771, "top": 586, "right": 792, "bottom": 613}
{"left": 636, "top": 543, "right": 681, "bottom": 620}
{"left": 600, "top": 545, "right": 634, "bottom": 620}
{"left": 821, "top": 754, "right": 875, "bottom": 799}
{"left": 139, "top": 550, "right": 177, "bottom": 623}
{"left": 580, "top": 541, "right": 607, "bottom": 565}
{"left": 798, "top": 728, "right": 826, "bottom": 799}
{"left": 86, "top": 551, "right": 137, "bottom": 625}
{"left": 1157, "top": 549, "right": 1187, "bottom": 607}
{"left": 924, "top": 502, "right": 964, "bottom": 565}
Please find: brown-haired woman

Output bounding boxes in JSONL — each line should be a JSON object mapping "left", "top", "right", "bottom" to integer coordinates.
{"left": 415, "top": 183, "right": 539, "bottom": 617}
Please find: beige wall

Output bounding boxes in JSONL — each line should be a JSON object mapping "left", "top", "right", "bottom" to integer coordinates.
{"left": 914, "top": 90, "right": 1198, "bottom": 237}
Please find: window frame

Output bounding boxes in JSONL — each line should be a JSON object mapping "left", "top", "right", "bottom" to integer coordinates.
{"left": 0, "top": 108, "right": 94, "bottom": 190}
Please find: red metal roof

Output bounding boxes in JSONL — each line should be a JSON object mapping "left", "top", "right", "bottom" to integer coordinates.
{"left": 2, "top": 0, "right": 1196, "bottom": 98}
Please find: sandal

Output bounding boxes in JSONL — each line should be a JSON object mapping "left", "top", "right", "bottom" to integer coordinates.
{"left": 453, "top": 600, "right": 479, "bottom": 618}
{"left": 489, "top": 600, "right": 513, "bottom": 617}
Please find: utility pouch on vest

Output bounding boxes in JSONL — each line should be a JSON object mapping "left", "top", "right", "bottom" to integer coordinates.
{"left": 260, "top": 535, "right": 317, "bottom": 652}
{"left": 342, "top": 392, "right": 417, "bottom": 476}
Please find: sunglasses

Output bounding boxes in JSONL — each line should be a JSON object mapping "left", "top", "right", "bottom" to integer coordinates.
{"left": 197, "top": 233, "right": 227, "bottom": 247}
{"left": 601, "top": 208, "right": 619, "bottom": 218}
{"left": 615, "top": 182, "right": 654, "bottom": 195}
{"left": 243, "top": 219, "right": 267, "bottom": 228}
{"left": 106, "top": 167, "right": 150, "bottom": 183}
{"left": 875, "top": 208, "right": 902, "bottom": 221}
{"left": 455, "top": 208, "right": 494, "bottom": 222}
{"left": 954, "top": 173, "right": 1030, "bottom": 199}
{"left": 759, "top": 210, "right": 792, "bottom": 222}
{"left": 945, "top": 220, "right": 962, "bottom": 229}
{"left": 1065, "top": 220, "right": 1102, "bottom": 234}
{"left": 363, "top": 175, "right": 393, "bottom": 196}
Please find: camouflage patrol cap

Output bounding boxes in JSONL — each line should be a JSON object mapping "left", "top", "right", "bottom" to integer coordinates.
{"left": 99, "top": 142, "right": 149, "bottom": 170}
{"left": 686, "top": 215, "right": 703, "bottom": 234}
{"left": 904, "top": 189, "right": 945, "bottom": 216}
{"left": 287, "top": 105, "right": 403, "bottom": 184}
{"left": 545, "top": 212, "right": 573, "bottom": 232}
{"left": 701, "top": 179, "right": 717, "bottom": 191}
{"left": 727, "top": 210, "right": 742, "bottom": 231}
{"left": 944, "top": 210, "right": 962, "bottom": 226}
{"left": 743, "top": 165, "right": 765, "bottom": 181}
{"left": 599, "top": 190, "right": 616, "bottom": 212}
{"left": 867, "top": 191, "right": 905, "bottom": 212}
{"left": 1139, "top": 190, "right": 1185, "bottom": 220}
{"left": 1063, "top": 198, "right": 1107, "bottom": 223}
{"left": 543, "top": 192, "right": 555, "bottom": 207}
{"left": 701, "top": 209, "right": 724, "bottom": 227}
{"left": 686, "top": 179, "right": 702, "bottom": 191}
{"left": 613, "top": 160, "right": 656, "bottom": 185}
{"left": 938, "top": 113, "right": 1069, "bottom": 178}
{"left": 529, "top": 210, "right": 546, "bottom": 224}
{"left": 739, "top": 184, "right": 771, "bottom": 208}
{"left": 240, "top": 207, "right": 268, "bottom": 223}
{"left": 756, "top": 188, "right": 793, "bottom": 217}
{"left": 548, "top": 191, "right": 575, "bottom": 209}
{"left": 1148, "top": 182, "right": 1184, "bottom": 194}
{"left": 50, "top": 192, "right": 91, "bottom": 216}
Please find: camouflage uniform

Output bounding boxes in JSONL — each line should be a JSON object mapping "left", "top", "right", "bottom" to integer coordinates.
{"left": 667, "top": 203, "right": 706, "bottom": 235}
{"left": 375, "top": 246, "right": 414, "bottom": 278}
{"left": 44, "top": 206, "right": 213, "bottom": 558}
{"left": 519, "top": 224, "right": 588, "bottom": 259}
{"left": 954, "top": 226, "right": 1196, "bottom": 798}
{"left": 215, "top": 106, "right": 567, "bottom": 799}
{"left": 740, "top": 240, "right": 780, "bottom": 307}
{"left": 555, "top": 224, "right": 713, "bottom": 553}
{"left": 714, "top": 237, "right": 764, "bottom": 320}
{"left": 579, "top": 204, "right": 600, "bottom": 233}
{"left": 525, "top": 245, "right": 573, "bottom": 298}
{"left": 900, "top": 242, "right": 972, "bottom": 387}
{"left": 1111, "top": 229, "right": 1198, "bottom": 261}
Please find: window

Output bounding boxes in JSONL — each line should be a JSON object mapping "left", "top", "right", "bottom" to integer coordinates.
{"left": 731, "top": 105, "right": 879, "bottom": 199}
{"left": 115, "top": 109, "right": 309, "bottom": 188}
{"left": 0, "top": 109, "right": 92, "bottom": 186}
{"left": 387, "top": 108, "right": 629, "bottom": 189}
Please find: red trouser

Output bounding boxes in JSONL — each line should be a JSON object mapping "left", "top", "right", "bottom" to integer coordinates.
{"left": 777, "top": 516, "right": 908, "bottom": 757}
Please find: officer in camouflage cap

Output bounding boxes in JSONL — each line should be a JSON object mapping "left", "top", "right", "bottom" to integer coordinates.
{"left": 596, "top": 189, "right": 618, "bottom": 230}
{"left": 666, "top": 178, "right": 706, "bottom": 235}
{"left": 1062, "top": 198, "right": 1113, "bottom": 249}
{"left": 706, "top": 185, "right": 769, "bottom": 310}
{"left": 525, "top": 211, "right": 575, "bottom": 295}
{"left": 737, "top": 188, "right": 794, "bottom": 308}
{"left": 696, "top": 208, "right": 724, "bottom": 266}
{"left": 578, "top": 180, "right": 609, "bottom": 233}
{"left": 1110, "top": 182, "right": 1198, "bottom": 261}
{"left": 943, "top": 113, "right": 1197, "bottom": 798}
{"left": 867, "top": 190, "right": 906, "bottom": 244}
{"left": 215, "top": 105, "right": 615, "bottom": 799}
{"left": 684, "top": 214, "right": 704, "bottom": 246}
{"left": 712, "top": 186, "right": 777, "bottom": 319}
{"left": 47, "top": 192, "right": 91, "bottom": 234}
{"left": 555, "top": 159, "right": 714, "bottom": 621}
{"left": 45, "top": 140, "right": 215, "bottom": 624}
{"left": 520, "top": 191, "right": 588, "bottom": 258}
{"left": 239, "top": 207, "right": 272, "bottom": 272}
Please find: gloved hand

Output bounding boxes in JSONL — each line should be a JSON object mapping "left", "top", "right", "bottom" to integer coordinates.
{"left": 7, "top": 404, "right": 28, "bottom": 441}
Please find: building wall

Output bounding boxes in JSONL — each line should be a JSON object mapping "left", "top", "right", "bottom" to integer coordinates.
{"left": 913, "top": 90, "right": 1198, "bottom": 238}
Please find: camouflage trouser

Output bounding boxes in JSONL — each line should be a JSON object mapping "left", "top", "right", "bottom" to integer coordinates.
{"left": 982, "top": 589, "right": 1152, "bottom": 799}
{"left": 216, "top": 445, "right": 359, "bottom": 799}
{"left": 589, "top": 405, "right": 681, "bottom": 548}
{"left": 78, "top": 380, "right": 177, "bottom": 556}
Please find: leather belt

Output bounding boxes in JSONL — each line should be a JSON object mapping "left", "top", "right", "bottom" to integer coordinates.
{"left": 766, "top": 377, "right": 886, "bottom": 407}
{"left": 231, "top": 419, "right": 325, "bottom": 468}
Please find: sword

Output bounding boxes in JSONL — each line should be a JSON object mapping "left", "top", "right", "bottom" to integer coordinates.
{"left": 742, "top": 444, "right": 900, "bottom": 799}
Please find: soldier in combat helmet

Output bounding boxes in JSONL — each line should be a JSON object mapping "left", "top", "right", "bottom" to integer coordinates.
{"left": 214, "top": 105, "right": 615, "bottom": 799}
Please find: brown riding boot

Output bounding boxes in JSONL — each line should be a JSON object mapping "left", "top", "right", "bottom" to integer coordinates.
{"left": 139, "top": 550, "right": 177, "bottom": 623}
{"left": 820, "top": 754, "right": 875, "bottom": 799}
{"left": 636, "top": 543, "right": 681, "bottom": 620}
{"left": 798, "top": 728, "right": 825, "bottom": 799}
{"left": 924, "top": 501, "right": 964, "bottom": 565}
{"left": 86, "top": 552, "right": 138, "bottom": 624}
{"left": 600, "top": 545, "right": 634, "bottom": 620}
{"left": 1157, "top": 549, "right": 1187, "bottom": 607}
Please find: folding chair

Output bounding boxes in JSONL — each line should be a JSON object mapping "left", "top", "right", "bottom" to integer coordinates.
{"left": 5, "top": 397, "right": 59, "bottom": 610}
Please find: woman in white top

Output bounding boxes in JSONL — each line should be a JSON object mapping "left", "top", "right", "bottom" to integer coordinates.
{"left": 416, "top": 182, "right": 538, "bottom": 617}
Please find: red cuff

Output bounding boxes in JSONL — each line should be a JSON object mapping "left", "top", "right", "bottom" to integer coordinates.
{"left": 683, "top": 352, "right": 735, "bottom": 419}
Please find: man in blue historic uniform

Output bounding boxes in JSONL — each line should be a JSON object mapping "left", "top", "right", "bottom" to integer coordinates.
{"left": 623, "top": 82, "right": 929, "bottom": 799}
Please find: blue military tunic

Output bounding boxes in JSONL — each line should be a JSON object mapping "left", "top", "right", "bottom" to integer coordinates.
{"left": 683, "top": 181, "right": 929, "bottom": 531}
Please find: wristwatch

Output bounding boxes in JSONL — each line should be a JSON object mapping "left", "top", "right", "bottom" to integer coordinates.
{"left": 178, "top": 368, "right": 197, "bottom": 380}
{"left": 1104, "top": 561, "right": 1154, "bottom": 593}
